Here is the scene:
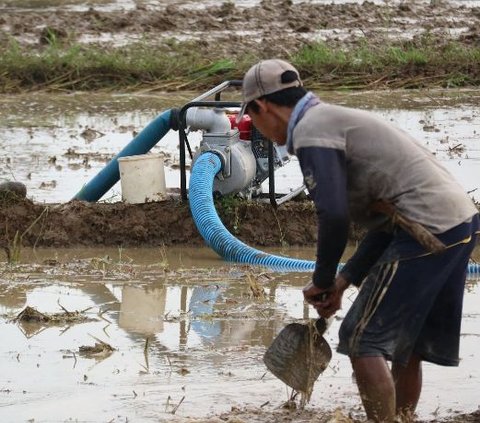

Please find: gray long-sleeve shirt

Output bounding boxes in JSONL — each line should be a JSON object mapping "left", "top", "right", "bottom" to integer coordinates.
{"left": 290, "top": 100, "right": 478, "bottom": 288}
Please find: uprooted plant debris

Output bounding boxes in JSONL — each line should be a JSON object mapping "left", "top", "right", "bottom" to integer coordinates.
{"left": 78, "top": 337, "right": 115, "bottom": 359}
{"left": 14, "top": 305, "right": 97, "bottom": 325}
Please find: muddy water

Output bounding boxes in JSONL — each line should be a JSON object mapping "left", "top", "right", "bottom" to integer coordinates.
{"left": 0, "top": 88, "right": 479, "bottom": 421}
{"left": 2, "top": 0, "right": 479, "bottom": 52}
{"left": 2, "top": 0, "right": 480, "bottom": 10}
{"left": 0, "top": 89, "right": 479, "bottom": 204}
{"left": 0, "top": 246, "right": 479, "bottom": 422}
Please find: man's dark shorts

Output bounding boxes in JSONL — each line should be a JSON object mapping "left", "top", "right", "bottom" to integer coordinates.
{"left": 338, "top": 214, "right": 479, "bottom": 366}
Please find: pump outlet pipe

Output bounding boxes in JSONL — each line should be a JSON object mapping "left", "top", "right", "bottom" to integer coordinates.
{"left": 73, "top": 109, "right": 172, "bottom": 202}
{"left": 189, "top": 151, "right": 480, "bottom": 278}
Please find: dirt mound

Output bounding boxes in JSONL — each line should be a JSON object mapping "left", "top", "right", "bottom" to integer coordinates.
{"left": 0, "top": 197, "right": 326, "bottom": 250}
{"left": 2, "top": 197, "right": 477, "bottom": 253}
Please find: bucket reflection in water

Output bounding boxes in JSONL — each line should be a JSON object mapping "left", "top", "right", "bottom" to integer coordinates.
{"left": 119, "top": 285, "right": 166, "bottom": 335}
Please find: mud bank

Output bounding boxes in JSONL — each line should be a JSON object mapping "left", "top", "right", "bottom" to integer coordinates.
{"left": 0, "top": 197, "right": 325, "bottom": 250}
{"left": 1, "top": 197, "right": 478, "bottom": 252}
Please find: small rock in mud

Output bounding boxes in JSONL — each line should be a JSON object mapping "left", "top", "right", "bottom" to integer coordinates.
{"left": 0, "top": 181, "right": 27, "bottom": 202}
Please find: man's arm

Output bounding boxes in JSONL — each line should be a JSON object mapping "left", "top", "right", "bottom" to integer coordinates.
{"left": 296, "top": 146, "right": 349, "bottom": 289}
{"left": 339, "top": 229, "right": 393, "bottom": 287}
{"left": 304, "top": 228, "right": 393, "bottom": 318}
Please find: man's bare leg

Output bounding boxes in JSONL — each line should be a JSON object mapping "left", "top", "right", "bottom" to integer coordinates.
{"left": 352, "top": 356, "right": 396, "bottom": 422}
{"left": 392, "top": 354, "right": 422, "bottom": 421}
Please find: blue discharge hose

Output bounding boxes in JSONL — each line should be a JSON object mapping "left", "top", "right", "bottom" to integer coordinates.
{"left": 190, "top": 152, "right": 324, "bottom": 272}
{"left": 468, "top": 261, "right": 480, "bottom": 277}
{"left": 189, "top": 152, "right": 480, "bottom": 278}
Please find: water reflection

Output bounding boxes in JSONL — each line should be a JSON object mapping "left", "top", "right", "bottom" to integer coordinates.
{"left": 0, "top": 247, "right": 479, "bottom": 421}
{"left": 0, "top": 265, "right": 301, "bottom": 352}
{"left": 4, "top": 264, "right": 478, "bottom": 349}
{"left": 119, "top": 284, "right": 166, "bottom": 335}
{"left": 115, "top": 281, "right": 289, "bottom": 351}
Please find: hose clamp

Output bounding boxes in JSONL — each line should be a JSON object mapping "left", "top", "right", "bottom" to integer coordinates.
{"left": 200, "top": 143, "right": 231, "bottom": 179}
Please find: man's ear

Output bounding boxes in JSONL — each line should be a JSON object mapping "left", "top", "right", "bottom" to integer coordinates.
{"left": 254, "top": 98, "right": 269, "bottom": 114}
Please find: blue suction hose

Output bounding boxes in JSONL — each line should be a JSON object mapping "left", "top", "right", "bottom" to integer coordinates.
{"left": 73, "top": 110, "right": 172, "bottom": 202}
{"left": 189, "top": 152, "right": 480, "bottom": 278}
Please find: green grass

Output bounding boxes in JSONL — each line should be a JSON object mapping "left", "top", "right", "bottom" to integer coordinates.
{"left": 291, "top": 37, "right": 480, "bottom": 89}
{"left": 1, "top": 35, "right": 479, "bottom": 93}
{"left": 0, "top": 37, "right": 231, "bottom": 92}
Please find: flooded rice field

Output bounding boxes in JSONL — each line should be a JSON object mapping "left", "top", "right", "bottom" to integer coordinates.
{"left": 0, "top": 90, "right": 480, "bottom": 423}
{"left": 1, "top": 87, "right": 480, "bottom": 422}
{"left": 0, "top": 89, "right": 478, "bottom": 204}
{"left": 0, "top": 246, "right": 479, "bottom": 422}
{"left": 1, "top": 0, "right": 480, "bottom": 421}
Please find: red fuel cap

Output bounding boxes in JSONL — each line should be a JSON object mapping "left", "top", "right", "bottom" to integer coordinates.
{"left": 228, "top": 114, "right": 252, "bottom": 141}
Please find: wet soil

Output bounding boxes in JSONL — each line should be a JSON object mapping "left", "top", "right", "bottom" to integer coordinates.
{"left": 1, "top": 0, "right": 479, "bottom": 54}
{"left": 199, "top": 408, "right": 480, "bottom": 423}
{"left": 0, "top": 195, "right": 477, "bottom": 253}
{"left": 0, "top": 196, "right": 324, "bottom": 250}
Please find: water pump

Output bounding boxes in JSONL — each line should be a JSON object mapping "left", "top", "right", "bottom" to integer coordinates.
{"left": 172, "top": 80, "right": 294, "bottom": 206}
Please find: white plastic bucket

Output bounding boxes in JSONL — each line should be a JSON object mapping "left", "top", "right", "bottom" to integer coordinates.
{"left": 118, "top": 153, "right": 166, "bottom": 204}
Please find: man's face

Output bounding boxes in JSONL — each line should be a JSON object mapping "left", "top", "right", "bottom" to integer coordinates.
{"left": 247, "top": 100, "right": 288, "bottom": 145}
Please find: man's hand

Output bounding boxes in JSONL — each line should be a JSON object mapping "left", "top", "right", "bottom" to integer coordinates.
{"left": 303, "top": 274, "right": 350, "bottom": 318}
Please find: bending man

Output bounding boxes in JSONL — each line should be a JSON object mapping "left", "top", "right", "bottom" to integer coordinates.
{"left": 237, "top": 59, "right": 479, "bottom": 422}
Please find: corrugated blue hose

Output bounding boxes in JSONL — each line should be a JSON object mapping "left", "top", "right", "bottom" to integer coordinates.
{"left": 189, "top": 152, "right": 480, "bottom": 278}
{"left": 189, "top": 152, "right": 329, "bottom": 272}
{"left": 468, "top": 261, "right": 480, "bottom": 277}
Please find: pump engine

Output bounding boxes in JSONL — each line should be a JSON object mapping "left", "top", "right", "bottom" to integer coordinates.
{"left": 172, "top": 80, "right": 301, "bottom": 206}
{"left": 187, "top": 108, "right": 287, "bottom": 198}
